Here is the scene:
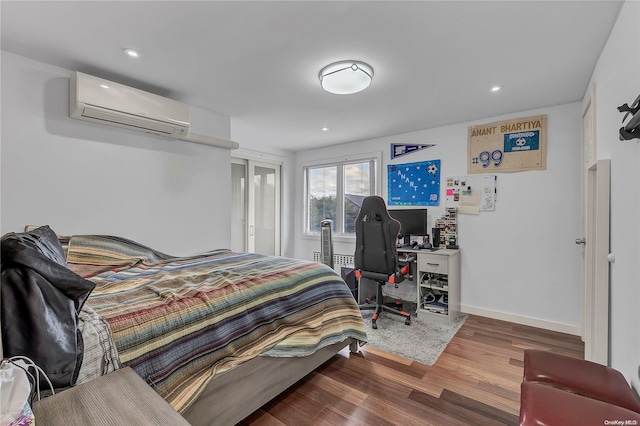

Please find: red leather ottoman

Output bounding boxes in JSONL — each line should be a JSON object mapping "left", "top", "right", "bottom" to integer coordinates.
{"left": 523, "top": 349, "right": 640, "bottom": 414}
{"left": 519, "top": 382, "right": 640, "bottom": 426}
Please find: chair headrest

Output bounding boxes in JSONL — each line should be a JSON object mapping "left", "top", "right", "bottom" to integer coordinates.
{"left": 358, "top": 196, "right": 391, "bottom": 222}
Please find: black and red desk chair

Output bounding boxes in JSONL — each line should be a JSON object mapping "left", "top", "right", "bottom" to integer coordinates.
{"left": 354, "top": 196, "right": 412, "bottom": 329}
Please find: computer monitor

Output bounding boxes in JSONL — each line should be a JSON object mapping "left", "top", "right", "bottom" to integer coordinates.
{"left": 388, "top": 209, "right": 429, "bottom": 237}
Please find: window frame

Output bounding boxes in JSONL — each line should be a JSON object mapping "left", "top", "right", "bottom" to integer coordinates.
{"left": 303, "top": 152, "right": 381, "bottom": 240}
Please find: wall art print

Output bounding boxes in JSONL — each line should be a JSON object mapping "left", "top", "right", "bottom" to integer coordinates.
{"left": 388, "top": 159, "right": 440, "bottom": 206}
{"left": 467, "top": 115, "right": 547, "bottom": 174}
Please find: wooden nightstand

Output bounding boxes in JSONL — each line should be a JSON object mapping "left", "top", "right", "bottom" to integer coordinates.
{"left": 32, "top": 367, "right": 190, "bottom": 425}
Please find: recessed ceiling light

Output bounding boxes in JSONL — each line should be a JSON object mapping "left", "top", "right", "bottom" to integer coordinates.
{"left": 491, "top": 85, "right": 502, "bottom": 92}
{"left": 321, "top": 127, "right": 330, "bottom": 132}
{"left": 123, "top": 48, "right": 140, "bottom": 58}
{"left": 100, "top": 84, "right": 109, "bottom": 89}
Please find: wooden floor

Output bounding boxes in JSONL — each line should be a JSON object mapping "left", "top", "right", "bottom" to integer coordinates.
{"left": 239, "top": 314, "right": 584, "bottom": 426}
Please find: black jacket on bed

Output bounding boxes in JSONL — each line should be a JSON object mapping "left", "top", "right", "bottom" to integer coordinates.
{"left": 1, "top": 227, "right": 95, "bottom": 389}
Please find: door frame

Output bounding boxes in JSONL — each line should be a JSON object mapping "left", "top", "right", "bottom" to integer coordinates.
{"left": 584, "top": 160, "right": 610, "bottom": 364}
{"left": 580, "top": 83, "right": 610, "bottom": 365}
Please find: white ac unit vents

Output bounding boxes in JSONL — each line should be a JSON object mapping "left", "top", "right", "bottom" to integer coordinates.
{"left": 70, "top": 72, "right": 190, "bottom": 138}
{"left": 69, "top": 71, "right": 239, "bottom": 149}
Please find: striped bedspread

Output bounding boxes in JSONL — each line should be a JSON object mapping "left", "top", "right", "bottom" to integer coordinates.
{"left": 74, "top": 236, "right": 366, "bottom": 413}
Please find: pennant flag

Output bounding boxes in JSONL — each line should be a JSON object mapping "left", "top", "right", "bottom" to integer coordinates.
{"left": 391, "top": 143, "right": 435, "bottom": 159}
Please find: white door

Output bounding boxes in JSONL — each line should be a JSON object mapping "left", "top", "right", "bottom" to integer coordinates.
{"left": 231, "top": 158, "right": 281, "bottom": 256}
{"left": 580, "top": 83, "right": 611, "bottom": 365}
{"left": 231, "top": 161, "right": 247, "bottom": 252}
{"left": 249, "top": 162, "right": 280, "bottom": 255}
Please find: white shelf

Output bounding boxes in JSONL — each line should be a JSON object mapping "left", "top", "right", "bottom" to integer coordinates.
{"left": 416, "top": 249, "right": 460, "bottom": 325}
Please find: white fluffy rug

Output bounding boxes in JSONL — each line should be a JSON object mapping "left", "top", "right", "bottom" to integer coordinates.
{"left": 360, "top": 305, "right": 467, "bottom": 366}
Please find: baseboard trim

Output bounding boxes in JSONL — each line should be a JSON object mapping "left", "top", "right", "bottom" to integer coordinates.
{"left": 460, "top": 304, "right": 582, "bottom": 336}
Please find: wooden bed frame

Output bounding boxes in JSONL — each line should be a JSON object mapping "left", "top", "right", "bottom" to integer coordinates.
{"left": 182, "top": 338, "right": 359, "bottom": 425}
{"left": 1, "top": 320, "right": 358, "bottom": 426}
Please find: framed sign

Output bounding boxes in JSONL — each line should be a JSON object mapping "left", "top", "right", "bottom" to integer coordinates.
{"left": 388, "top": 159, "right": 440, "bottom": 206}
{"left": 468, "top": 115, "right": 546, "bottom": 174}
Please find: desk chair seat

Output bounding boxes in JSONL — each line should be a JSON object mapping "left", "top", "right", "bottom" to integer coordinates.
{"left": 354, "top": 196, "right": 412, "bottom": 329}
{"left": 357, "top": 269, "right": 412, "bottom": 329}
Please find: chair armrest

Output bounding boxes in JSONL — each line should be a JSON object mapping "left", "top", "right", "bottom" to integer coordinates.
{"left": 356, "top": 270, "right": 405, "bottom": 285}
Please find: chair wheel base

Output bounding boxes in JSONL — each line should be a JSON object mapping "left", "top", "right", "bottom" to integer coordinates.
{"left": 405, "top": 318, "right": 411, "bottom": 326}
{"left": 372, "top": 320, "right": 378, "bottom": 329}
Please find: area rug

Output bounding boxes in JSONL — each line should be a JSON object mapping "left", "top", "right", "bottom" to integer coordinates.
{"left": 360, "top": 304, "right": 467, "bottom": 366}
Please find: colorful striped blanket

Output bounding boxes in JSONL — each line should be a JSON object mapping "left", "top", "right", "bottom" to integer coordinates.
{"left": 70, "top": 236, "right": 366, "bottom": 413}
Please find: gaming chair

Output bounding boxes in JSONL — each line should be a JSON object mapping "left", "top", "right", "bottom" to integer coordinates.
{"left": 354, "top": 196, "right": 412, "bottom": 329}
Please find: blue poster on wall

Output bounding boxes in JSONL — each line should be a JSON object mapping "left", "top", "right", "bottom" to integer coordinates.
{"left": 388, "top": 159, "right": 441, "bottom": 206}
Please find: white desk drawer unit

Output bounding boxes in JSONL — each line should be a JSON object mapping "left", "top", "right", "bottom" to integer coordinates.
{"left": 416, "top": 249, "right": 461, "bottom": 325}
{"left": 418, "top": 253, "right": 449, "bottom": 275}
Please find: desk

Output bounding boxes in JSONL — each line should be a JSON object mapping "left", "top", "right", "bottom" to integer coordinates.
{"left": 357, "top": 248, "right": 461, "bottom": 325}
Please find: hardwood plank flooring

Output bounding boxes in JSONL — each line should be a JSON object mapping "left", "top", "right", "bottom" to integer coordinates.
{"left": 239, "top": 314, "right": 584, "bottom": 426}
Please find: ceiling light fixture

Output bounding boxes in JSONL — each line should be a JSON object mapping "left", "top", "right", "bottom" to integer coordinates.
{"left": 491, "top": 85, "right": 502, "bottom": 92}
{"left": 123, "top": 48, "right": 140, "bottom": 58}
{"left": 321, "top": 127, "right": 330, "bottom": 132}
{"left": 319, "top": 61, "right": 374, "bottom": 95}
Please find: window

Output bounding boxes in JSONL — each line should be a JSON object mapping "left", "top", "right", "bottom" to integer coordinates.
{"left": 305, "top": 156, "right": 378, "bottom": 236}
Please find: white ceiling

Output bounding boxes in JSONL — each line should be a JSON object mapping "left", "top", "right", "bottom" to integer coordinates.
{"left": 1, "top": 1, "right": 622, "bottom": 153}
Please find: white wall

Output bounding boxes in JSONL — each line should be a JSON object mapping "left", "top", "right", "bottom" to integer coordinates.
{"left": 279, "top": 150, "right": 296, "bottom": 258}
{"left": 587, "top": 0, "right": 639, "bottom": 388}
{"left": 1, "top": 51, "right": 233, "bottom": 255}
{"left": 295, "top": 102, "right": 582, "bottom": 334}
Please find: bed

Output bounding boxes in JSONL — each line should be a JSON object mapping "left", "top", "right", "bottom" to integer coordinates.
{"left": 0, "top": 226, "right": 367, "bottom": 425}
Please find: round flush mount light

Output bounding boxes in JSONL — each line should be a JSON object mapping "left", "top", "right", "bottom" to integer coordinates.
{"left": 123, "top": 48, "right": 140, "bottom": 58}
{"left": 319, "top": 61, "right": 374, "bottom": 95}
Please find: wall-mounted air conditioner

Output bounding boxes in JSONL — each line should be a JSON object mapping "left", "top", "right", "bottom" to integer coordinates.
{"left": 70, "top": 71, "right": 190, "bottom": 139}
